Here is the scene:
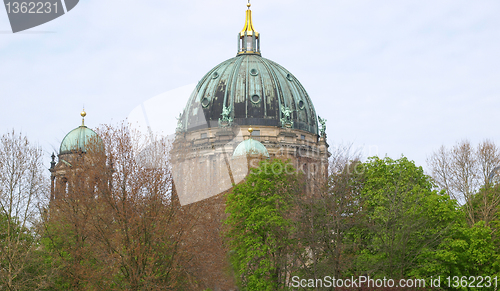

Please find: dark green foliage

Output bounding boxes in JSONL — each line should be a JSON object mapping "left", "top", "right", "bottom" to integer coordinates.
{"left": 354, "top": 157, "right": 459, "bottom": 278}
{"left": 225, "top": 155, "right": 500, "bottom": 289}
{"left": 420, "top": 221, "right": 500, "bottom": 281}
{"left": 224, "top": 159, "right": 300, "bottom": 290}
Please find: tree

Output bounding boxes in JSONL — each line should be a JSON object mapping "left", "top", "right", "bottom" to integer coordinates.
{"left": 428, "top": 139, "right": 500, "bottom": 225}
{"left": 224, "top": 159, "right": 300, "bottom": 290}
{"left": 417, "top": 220, "right": 500, "bottom": 288}
{"left": 294, "top": 145, "right": 363, "bottom": 281}
{"left": 0, "top": 130, "right": 47, "bottom": 290}
{"left": 470, "top": 184, "right": 500, "bottom": 226}
{"left": 354, "top": 156, "right": 458, "bottom": 278}
{"left": 42, "top": 123, "right": 192, "bottom": 290}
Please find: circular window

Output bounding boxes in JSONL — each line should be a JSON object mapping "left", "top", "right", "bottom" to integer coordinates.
{"left": 298, "top": 100, "right": 305, "bottom": 109}
{"left": 251, "top": 94, "right": 261, "bottom": 104}
{"left": 212, "top": 72, "right": 219, "bottom": 79}
{"left": 286, "top": 74, "right": 293, "bottom": 81}
{"left": 250, "top": 68, "right": 259, "bottom": 76}
{"left": 201, "top": 98, "right": 210, "bottom": 107}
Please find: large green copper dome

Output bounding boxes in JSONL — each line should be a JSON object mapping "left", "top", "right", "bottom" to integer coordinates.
{"left": 180, "top": 54, "right": 318, "bottom": 135}
{"left": 178, "top": 6, "right": 318, "bottom": 135}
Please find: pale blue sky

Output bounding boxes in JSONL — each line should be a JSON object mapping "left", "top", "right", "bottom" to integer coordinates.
{"left": 1, "top": 0, "right": 499, "bottom": 172}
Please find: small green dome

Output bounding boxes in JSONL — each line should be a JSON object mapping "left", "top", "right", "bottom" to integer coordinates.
{"left": 59, "top": 125, "right": 102, "bottom": 154}
{"left": 232, "top": 138, "right": 269, "bottom": 158}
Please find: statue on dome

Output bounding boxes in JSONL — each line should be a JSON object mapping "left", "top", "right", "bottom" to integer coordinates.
{"left": 218, "top": 105, "right": 233, "bottom": 128}
{"left": 280, "top": 106, "right": 293, "bottom": 128}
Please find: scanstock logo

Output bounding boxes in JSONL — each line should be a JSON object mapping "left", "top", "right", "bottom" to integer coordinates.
{"left": 3, "top": 0, "right": 79, "bottom": 33}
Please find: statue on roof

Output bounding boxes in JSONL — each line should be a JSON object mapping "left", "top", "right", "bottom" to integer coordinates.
{"left": 318, "top": 116, "right": 327, "bottom": 138}
{"left": 175, "top": 113, "right": 183, "bottom": 132}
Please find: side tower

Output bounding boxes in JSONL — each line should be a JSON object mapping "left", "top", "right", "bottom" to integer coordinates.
{"left": 49, "top": 110, "right": 105, "bottom": 200}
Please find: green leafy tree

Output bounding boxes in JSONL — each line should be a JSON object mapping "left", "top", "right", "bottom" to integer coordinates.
{"left": 354, "top": 156, "right": 458, "bottom": 278}
{"left": 421, "top": 220, "right": 500, "bottom": 288}
{"left": 224, "top": 159, "right": 300, "bottom": 290}
{"left": 416, "top": 189, "right": 500, "bottom": 289}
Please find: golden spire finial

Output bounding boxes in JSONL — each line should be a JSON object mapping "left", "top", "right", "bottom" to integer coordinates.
{"left": 81, "top": 108, "right": 86, "bottom": 126}
{"left": 248, "top": 127, "right": 253, "bottom": 135}
{"left": 238, "top": 0, "right": 261, "bottom": 55}
{"left": 240, "top": 1, "right": 258, "bottom": 38}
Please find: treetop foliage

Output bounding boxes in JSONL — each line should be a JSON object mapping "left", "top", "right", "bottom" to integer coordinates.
{"left": 2, "top": 128, "right": 500, "bottom": 290}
